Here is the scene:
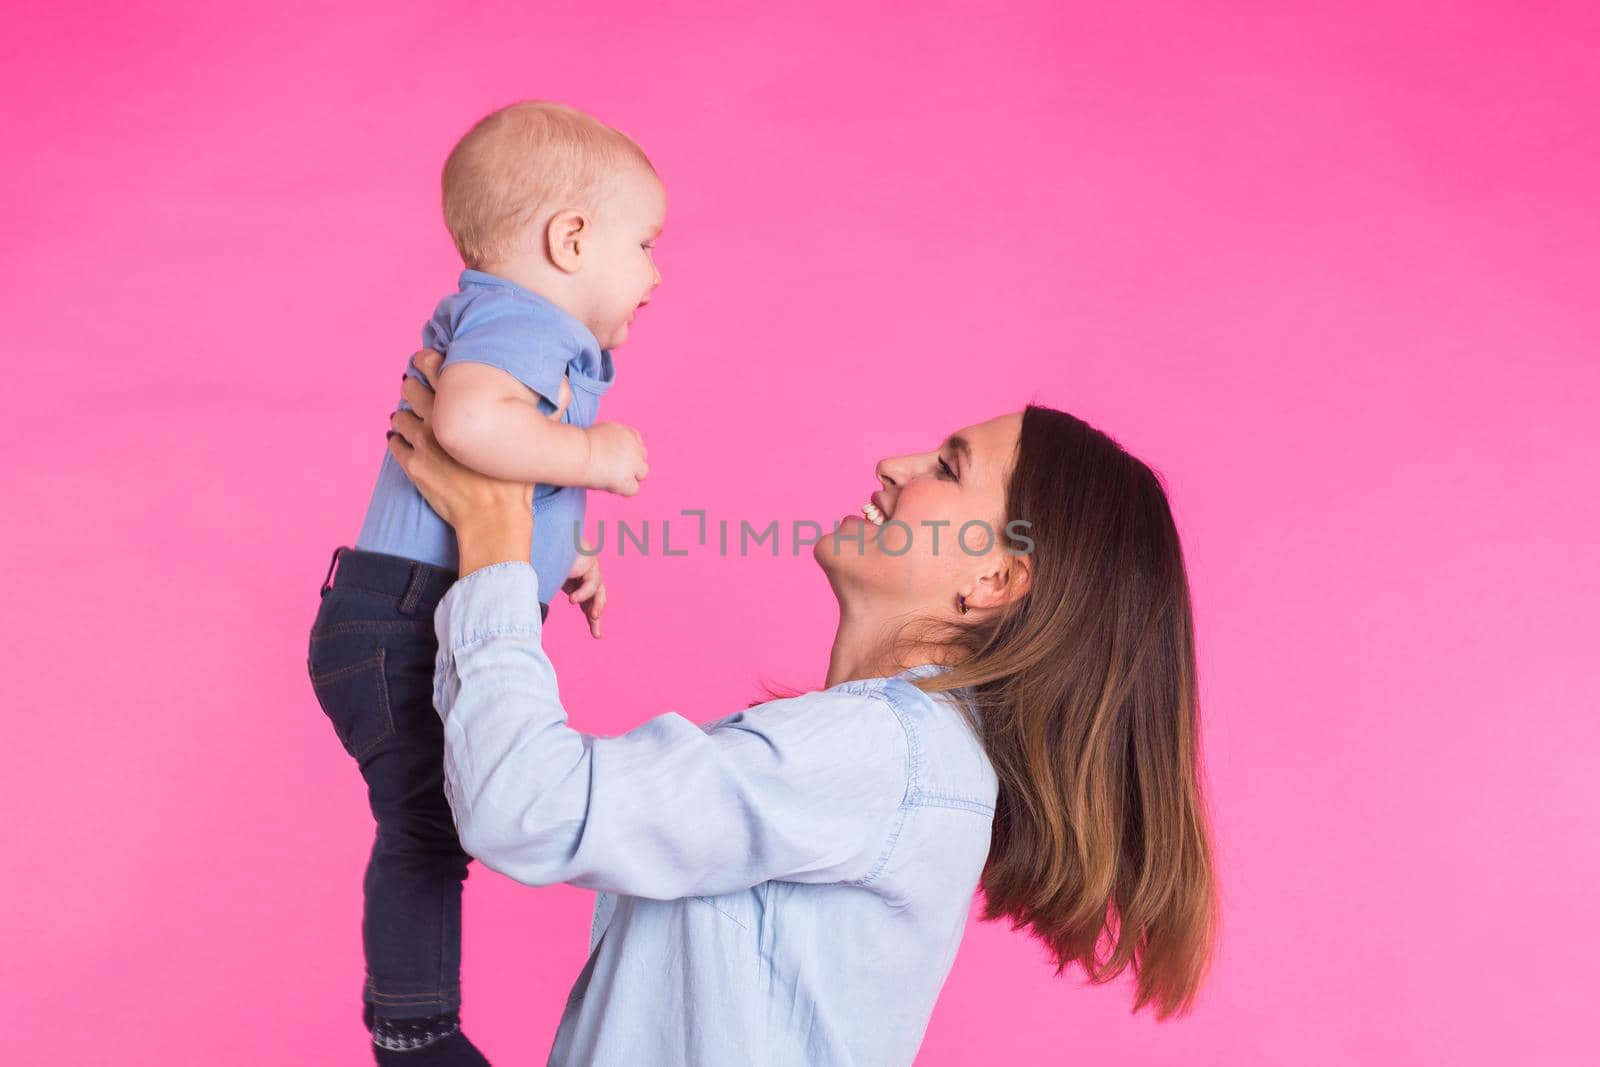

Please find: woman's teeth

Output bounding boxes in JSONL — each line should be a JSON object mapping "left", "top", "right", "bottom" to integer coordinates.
{"left": 862, "top": 501, "right": 886, "bottom": 526}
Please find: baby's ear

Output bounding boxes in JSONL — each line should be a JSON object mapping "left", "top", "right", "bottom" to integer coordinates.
{"left": 546, "top": 209, "right": 588, "bottom": 273}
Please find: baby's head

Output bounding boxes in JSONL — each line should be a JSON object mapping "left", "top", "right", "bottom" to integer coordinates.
{"left": 443, "top": 101, "right": 665, "bottom": 350}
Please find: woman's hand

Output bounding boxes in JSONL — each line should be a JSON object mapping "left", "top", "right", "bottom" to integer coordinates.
{"left": 387, "top": 350, "right": 534, "bottom": 578}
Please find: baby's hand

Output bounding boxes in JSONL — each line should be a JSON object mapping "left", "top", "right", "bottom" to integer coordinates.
{"left": 562, "top": 542, "right": 606, "bottom": 639}
{"left": 584, "top": 422, "right": 649, "bottom": 496}
{"left": 548, "top": 374, "right": 573, "bottom": 422}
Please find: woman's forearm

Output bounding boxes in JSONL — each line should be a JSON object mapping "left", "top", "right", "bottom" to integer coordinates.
{"left": 457, "top": 513, "right": 534, "bottom": 579}
{"left": 433, "top": 563, "right": 912, "bottom": 899}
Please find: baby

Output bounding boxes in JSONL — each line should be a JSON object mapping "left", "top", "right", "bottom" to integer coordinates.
{"left": 306, "top": 101, "right": 664, "bottom": 1065}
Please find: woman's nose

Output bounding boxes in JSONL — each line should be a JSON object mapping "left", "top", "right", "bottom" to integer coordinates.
{"left": 878, "top": 451, "right": 929, "bottom": 487}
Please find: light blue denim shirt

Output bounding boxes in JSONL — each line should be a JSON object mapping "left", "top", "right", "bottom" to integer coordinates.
{"left": 357, "top": 271, "right": 615, "bottom": 604}
{"left": 431, "top": 562, "right": 999, "bottom": 1066}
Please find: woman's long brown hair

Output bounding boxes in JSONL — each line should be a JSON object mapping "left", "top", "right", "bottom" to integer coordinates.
{"left": 912, "top": 404, "right": 1219, "bottom": 1019}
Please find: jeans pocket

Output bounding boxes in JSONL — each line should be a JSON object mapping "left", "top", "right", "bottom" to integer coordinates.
{"left": 309, "top": 648, "right": 397, "bottom": 760}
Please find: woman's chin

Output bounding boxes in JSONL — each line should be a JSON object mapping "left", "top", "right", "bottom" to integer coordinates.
{"left": 813, "top": 531, "right": 857, "bottom": 581}
{"left": 813, "top": 529, "right": 874, "bottom": 588}
{"left": 813, "top": 535, "right": 857, "bottom": 608}
{"left": 812, "top": 531, "right": 837, "bottom": 570}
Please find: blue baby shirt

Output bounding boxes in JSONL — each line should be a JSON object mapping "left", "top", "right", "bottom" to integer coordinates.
{"left": 356, "top": 270, "right": 615, "bottom": 603}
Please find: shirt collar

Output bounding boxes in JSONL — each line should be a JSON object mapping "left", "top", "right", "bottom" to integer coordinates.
{"left": 895, "top": 662, "right": 984, "bottom": 723}
{"left": 896, "top": 662, "right": 950, "bottom": 682}
{"left": 457, "top": 269, "right": 611, "bottom": 376}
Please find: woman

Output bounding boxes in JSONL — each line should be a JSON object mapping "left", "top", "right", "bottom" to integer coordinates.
{"left": 385, "top": 350, "right": 1217, "bottom": 1065}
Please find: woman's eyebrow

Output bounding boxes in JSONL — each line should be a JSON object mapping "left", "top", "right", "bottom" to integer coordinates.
{"left": 945, "top": 435, "right": 972, "bottom": 467}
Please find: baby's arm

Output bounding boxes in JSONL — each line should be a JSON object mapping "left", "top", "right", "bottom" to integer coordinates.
{"left": 432, "top": 361, "right": 648, "bottom": 495}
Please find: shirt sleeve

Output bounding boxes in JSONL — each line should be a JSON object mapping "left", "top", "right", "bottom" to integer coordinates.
{"left": 428, "top": 294, "right": 574, "bottom": 409}
{"left": 431, "top": 562, "right": 913, "bottom": 900}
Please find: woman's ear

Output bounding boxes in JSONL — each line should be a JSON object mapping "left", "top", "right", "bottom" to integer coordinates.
{"left": 546, "top": 209, "right": 589, "bottom": 273}
{"left": 962, "top": 553, "right": 1032, "bottom": 613}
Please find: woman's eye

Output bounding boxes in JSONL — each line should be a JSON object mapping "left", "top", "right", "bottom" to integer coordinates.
{"left": 937, "top": 456, "right": 955, "bottom": 480}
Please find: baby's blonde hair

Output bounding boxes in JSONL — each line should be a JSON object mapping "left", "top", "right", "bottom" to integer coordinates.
{"left": 442, "top": 101, "right": 653, "bottom": 269}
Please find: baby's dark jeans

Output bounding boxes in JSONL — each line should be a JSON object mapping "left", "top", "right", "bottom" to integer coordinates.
{"left": 308, "top": 546, "right": 546, "bottom": 1025}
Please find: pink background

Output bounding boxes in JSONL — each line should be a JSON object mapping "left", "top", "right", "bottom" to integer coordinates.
{"left": 3, "top": 2, "right": 1597, "bottom": 1064}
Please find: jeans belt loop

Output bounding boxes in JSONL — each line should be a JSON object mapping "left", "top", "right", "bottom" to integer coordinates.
{"left": 320, "top": 545, "right": 346, "bottom": 597}
{"left": 399, "top": 562, "right": 428, "bottom": 617}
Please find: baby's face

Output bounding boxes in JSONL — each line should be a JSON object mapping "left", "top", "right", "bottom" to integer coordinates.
{"left": 579, "top": 164, "right": 666, "bottom": 351}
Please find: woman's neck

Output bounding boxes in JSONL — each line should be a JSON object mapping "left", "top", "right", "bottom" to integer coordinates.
{"left": 825, "top": 605, "right": 943, "bottom": 688}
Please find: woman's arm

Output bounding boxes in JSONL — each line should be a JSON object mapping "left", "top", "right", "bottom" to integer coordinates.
{"left": 386, "top": 352, "right": 911, "bottom": 898}
{"left": 431, "top": 561, "right": 909, "bottom": 898}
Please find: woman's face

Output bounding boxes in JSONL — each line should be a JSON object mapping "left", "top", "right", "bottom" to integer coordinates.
{"left": 815, "top": 413, "right": 1025, "bottom": 617}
